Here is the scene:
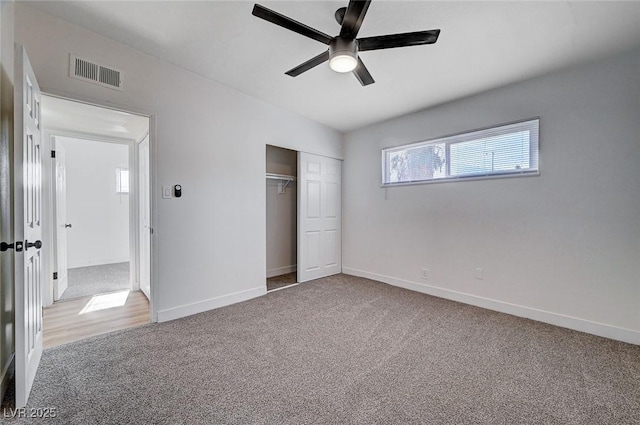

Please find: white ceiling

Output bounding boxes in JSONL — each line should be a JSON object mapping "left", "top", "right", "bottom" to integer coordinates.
{"left": 28, "top": 1, "right": 640, "bottom": 132}
{"left": 42, "top": 95, "right": 149, "bottom": 141}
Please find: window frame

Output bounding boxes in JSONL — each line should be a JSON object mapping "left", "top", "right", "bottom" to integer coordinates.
{"left": 381, "top": 117, "right": 540, "bottom": 187}
{"left": 116, "top": 167, "right": 130, "bottom": 194}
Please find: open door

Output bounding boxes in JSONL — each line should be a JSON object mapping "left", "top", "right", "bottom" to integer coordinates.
{"left": 138, "top": 135, "right": 150, "bottom": 299}
{"left": 14, "top": 45, "right": 44, "bottom": 408}
{"left": 53, "top": 141, "right": 68, "bottom": 300}
{"left": 297, "top": 152, "right": 342, "bottom": 282}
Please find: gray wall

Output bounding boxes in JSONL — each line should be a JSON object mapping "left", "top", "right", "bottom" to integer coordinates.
{"left": 57, "top": 137, "right": 130, "bottom": 269}
{"left": 0, "top": 0, "right": 15, "bottom": 402}
{"left": 343, "top": 48, "right": 640, "bottom": 343}
{"left": 266, "top": 145, "right": 297, "bottom": 278}
{"left": 14, "top": 4, "right": 342, "bottom": 322}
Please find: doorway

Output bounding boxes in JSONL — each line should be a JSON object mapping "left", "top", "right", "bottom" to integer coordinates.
{"left": 53, "top": 136, "right": 131, "bottom": 300}
{"left": 7, "top": 46, "right": 157, "bottom": 407}
{"left": 41, "top": 95, "right": 151, "bottom": 347}
{"left": 266, "top": 145, "right": 298, "bottom": 292}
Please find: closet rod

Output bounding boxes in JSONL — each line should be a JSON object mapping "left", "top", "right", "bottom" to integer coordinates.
{"left": 266, "top": 173, "right": 296, "bottom": 181}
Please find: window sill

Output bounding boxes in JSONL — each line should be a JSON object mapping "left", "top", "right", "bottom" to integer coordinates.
{"left": 381, "top": 170, "right": 540, "bottom": 188}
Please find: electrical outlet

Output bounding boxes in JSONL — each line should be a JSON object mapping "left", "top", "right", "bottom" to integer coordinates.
{"left": 475, "top": 268, "right": 484, "bottom": 280}
{"left": 421, "top": 268, "right": 429, "bottom": 279}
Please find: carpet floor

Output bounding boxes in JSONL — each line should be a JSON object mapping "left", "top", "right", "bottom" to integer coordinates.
{"left": 4, "top": 274, "right": 639, "bottom": 424}
{"left": 59, "top": 263, "right": 130, "bottom": 301}
{"left": 266, "top": 272, "right": 297, "bottom": 291}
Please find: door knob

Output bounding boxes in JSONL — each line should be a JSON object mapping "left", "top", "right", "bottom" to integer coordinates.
{"left": 0, "top": 241, "right": 24, "bottom": 252}
{"left": 25, "top": 240, "right": 42, "bottom": 250}
{"left": 65, "top": 224, "right": 72, "bottom": 228}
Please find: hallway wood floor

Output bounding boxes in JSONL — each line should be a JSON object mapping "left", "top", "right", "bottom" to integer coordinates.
{"left": 44, "top": 290, "right": 150, "bottom": 348}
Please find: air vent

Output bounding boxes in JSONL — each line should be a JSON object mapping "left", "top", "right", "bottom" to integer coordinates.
{"left": 69, "top": 54, "right": 123, "bottom": 91}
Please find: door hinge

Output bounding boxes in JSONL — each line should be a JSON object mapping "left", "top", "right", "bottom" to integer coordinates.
{"left": 51, "top": 150, "right": 56, "bottom": 158}
{"left": 53, "top": 272, "right": 58, "bottom": 280}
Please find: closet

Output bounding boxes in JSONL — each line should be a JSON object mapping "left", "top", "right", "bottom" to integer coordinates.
{"left": 265, "top": 145, "right": 298, "bottom": 291}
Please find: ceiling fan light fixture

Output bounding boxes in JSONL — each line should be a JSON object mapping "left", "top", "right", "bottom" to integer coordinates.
{"left": 329, "top": 38, "right": 358, "bottom": 73}
{"left": 329, "top": 53, "right": 357, "bottom": 73}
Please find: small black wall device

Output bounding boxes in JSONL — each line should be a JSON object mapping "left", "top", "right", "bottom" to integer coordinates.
{"left": 174, "top": 184, "right": 182, "bottom": 198}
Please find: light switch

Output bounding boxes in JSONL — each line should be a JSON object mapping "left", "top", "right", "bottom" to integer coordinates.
{"left": 162, "top": 186, "right": 172, "bottom": 199}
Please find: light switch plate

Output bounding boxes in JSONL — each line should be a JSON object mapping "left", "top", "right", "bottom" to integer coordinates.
{"left": 162, "top": 186, "right": 172, "bottom": 199}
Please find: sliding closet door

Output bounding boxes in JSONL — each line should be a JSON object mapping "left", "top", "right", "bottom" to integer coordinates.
{"left": 297, "top": 152, "right": 341, "bottom": 282}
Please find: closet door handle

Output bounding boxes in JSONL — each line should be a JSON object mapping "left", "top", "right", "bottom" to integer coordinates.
{"left": 26, "top": 240, "right": 42, "bottom": 250}
{"left": 65, "top": 224, "right": 72, "bottom": 228}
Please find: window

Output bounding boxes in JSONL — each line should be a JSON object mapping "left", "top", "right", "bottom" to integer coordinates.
{"left": 382, "top": 118, "right": 539, "bottom": 186}
{"left": 116, "top": 168, "right": 129, "bottom": 193}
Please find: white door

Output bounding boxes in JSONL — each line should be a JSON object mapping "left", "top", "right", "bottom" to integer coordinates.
{"left": 138, "top": 136, "right": 150, "bottom": 299}
{"left": 53, "top": 142, "right": 68, "bottom": 300}
{"left": 297, "top": 152, "right": 342, "bottom": 282}
{"left": 14, "top": 45, "right": 44, "bottom": 408}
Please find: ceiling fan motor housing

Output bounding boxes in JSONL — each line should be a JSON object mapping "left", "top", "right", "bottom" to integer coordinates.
{"left": 329, "top": 38, "right": 358, "bottom": 72}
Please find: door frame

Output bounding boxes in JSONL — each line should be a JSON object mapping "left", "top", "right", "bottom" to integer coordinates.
{"left": 137, "top": 135, "right": 151, "bottom": 300}
{"left": 46, "top": 129, "right": 137, "bottom": 299}
{"left": 40, "top": 93, "right": 158, "bottom": 322}
{"left": 52, "top": 142, "right": 68, "bottom": 300}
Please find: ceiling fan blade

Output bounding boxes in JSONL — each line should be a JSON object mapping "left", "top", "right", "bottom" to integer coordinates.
{"left": 285, "top": 50, "right": 330, "bottom": 77}
{"left": 353, "top": 57, "right": 374, "bottom": 86}
{"left": 340, "top": 0, "right": 372, "bottom": 39}
{"left": 358, "top": 29, "right": 440, "bottom": 51}
{"left": 252, "top": 4, "right": 333, "bottom": 45}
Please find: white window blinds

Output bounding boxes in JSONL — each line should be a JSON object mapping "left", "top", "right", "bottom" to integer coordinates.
{"left": 382, "top": 118, "right": 539, "bottom": 185}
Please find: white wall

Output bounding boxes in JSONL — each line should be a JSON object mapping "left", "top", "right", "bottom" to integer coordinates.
{"left": 343, "top": 48, "right": 640, "bottom": 344}
{"left": 0, "top": 0, "right": 15, "bottom": 403}
{"left": 266, "top": 145, "right": 296, "bottom": 278}
{"left": 14, "top": 4, "right": 342, "bottom": 321}
{"left": 56, "top": 137, "right": 130, "bottom": 268}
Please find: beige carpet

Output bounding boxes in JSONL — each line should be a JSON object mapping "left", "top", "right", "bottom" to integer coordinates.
{"left": 3, "top": 274, "right": 639, "bottom": 424}
{"left": 59, "top": 262, "right": 130, "bottom": 301}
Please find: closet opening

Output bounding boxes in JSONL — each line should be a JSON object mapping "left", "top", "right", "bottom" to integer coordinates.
{"left": 266, "top": 145, "right": 298, "bottom": 292}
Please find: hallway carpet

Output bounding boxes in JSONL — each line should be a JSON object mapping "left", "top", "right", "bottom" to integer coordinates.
{"left": 5, "top": 274, "right": 640, "bottom": 424}
{"left": 59, "top": 262, "right": 130, "bottom": 301}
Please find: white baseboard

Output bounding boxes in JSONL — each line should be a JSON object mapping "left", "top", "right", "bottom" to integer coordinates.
{"left": 0, "top": 354, "right": 14, "bottom": 404}
{"left": 68, "top": 257, "right": 130, "bottom": 269}
{"left": 343, "top": 267, "right": 640, "bottom": 346}
{"left": 266, "top": 265, "right": 297, "bottom": 278}
{"left": 157, "top": 286, "right": 266, "bottom": 323}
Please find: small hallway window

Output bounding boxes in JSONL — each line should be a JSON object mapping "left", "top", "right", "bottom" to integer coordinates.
{"left": 116, "top": 168, "right": 129, "bottom": 193}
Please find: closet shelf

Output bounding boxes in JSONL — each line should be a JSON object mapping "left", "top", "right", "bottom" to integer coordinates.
{"left": 266, "top": 173, "right": 296, "bottom": 182}
{"left": 266, "top": 173, "right": 296, "bottom": 194}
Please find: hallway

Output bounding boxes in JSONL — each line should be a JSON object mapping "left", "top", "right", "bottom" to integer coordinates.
{"left": 44, "top": 290, "right": 149, "bottom": 348}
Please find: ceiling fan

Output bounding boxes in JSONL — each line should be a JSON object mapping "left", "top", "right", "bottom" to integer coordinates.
{"left": 252, "top": 1, "right": 440, "bottom": 86}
